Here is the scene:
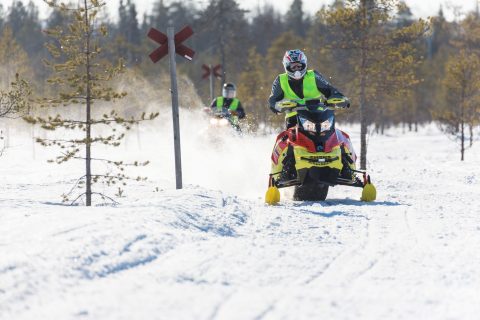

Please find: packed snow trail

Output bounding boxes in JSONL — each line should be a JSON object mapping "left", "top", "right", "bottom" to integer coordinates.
{"left": 1, "top": 113, "right": 480, "bottom": 319}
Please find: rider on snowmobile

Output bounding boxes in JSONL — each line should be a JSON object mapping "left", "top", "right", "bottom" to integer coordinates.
{"left": 268, "top": 49, "right": 349, "bottom": 128}
{"left": 210, "top": 82, "right": 246, "bottom": 121}
{"left": 264, "top": 50, "right": 376, "bottom": 204}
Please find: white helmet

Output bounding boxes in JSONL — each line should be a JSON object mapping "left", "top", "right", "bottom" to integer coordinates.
{"left": 283, "top": 49, "right": 307, "bottom": 80}
{"left": 222, "top": 82, "right": 236, "bottom": 99}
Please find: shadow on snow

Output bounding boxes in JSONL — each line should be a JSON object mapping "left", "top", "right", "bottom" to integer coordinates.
{"left": 285, "top": 198, "right": 403, "bottom": 219}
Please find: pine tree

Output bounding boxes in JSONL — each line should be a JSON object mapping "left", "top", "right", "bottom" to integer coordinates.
{"left": 6, "top": 1, "right": 44, "bottom": 64}
{"left": 46, "top": 5, "right": 70, "bottom": 29}
{"left": 434, "top": 12, "right": 480, "bottom": 160}
{"left": 167, "top": 1, "right": 196, "bottom": 30}
{"left": 285, "top": 0, "right": 307, "bottom": 37}
{"left": 5, "top": 1, "right": 47, "bottom": 93}
{"left": 249, "top": 5, "right": 284, "bottom": 55}
{"left": 0, "top": 74, "right": 31, "bottom": 119}
{"left": 411, "top": 8, "right": 452, "bottom": 132}
{"left": 0, "top": 26, "right": 33, "bottom": 88}
{"left": 150, "top": 0, "right": 169, "bottom": 32}
{"left": 437, "top": 50, "right": 480, "bottom": 161}
{"left": 237, "top": 47, "right": 271, "bottom": 130}
{"left": 127, "top": 1, "right": 141, "bottom": 46}
{"left": 0, "top": 4, "right": 4, "bottom": 30}
{"left": 461, "top": 14, "right": 480, "bottom": 146}
{"left": 429, "top": 6, "right": 451, "bottom": 58}
{"left": 196, "top": 0, "right": 249, "bottom": 85}
{"left": 396, "top": 1, "right": 413, "bottom": 26}
{"left": 319, "top": 0, "right": 427, "bottom": 169}
{"left": 0, "top": 75, "right": 31, "bottom": 156}
{"left": 331, "top": 0, "right": 346, "bottom": 9}
{"left": 24, "top": 0, "right": 158, "bottom": 206}
{"left": 116, "top": 0, "right": 141, "bottom": 65}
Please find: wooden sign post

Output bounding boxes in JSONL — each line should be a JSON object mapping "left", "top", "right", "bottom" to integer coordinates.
{"left": 148, "top": 25, "right": 195, "bottom": 189}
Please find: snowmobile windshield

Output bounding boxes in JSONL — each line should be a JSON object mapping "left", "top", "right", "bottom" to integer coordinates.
{"left": 297, "top": 109, "right": 335, "bottom": 135}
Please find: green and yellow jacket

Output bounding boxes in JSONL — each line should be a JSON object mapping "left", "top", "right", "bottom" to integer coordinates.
{"left": 210, "top": 97, "right": 246, "bottom": 119}
{"left": 268, "top": 70, "right": 347, "bottom": 118}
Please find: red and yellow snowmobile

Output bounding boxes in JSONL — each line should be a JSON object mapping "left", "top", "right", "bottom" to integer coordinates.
{"left": 265, "top": 99, "right": 376, "bottom": 205}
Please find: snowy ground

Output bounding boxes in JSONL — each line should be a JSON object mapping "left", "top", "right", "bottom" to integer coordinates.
{"left": 1, "top": 112, "right": 480, "bottom": 320}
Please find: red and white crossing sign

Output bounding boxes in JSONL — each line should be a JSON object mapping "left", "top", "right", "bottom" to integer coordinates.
{"left": 202, "top": 64, "right": 222, "bottom": 79}
{"left": 201, "top": 64, "right": 222, "bottom": 101}
{"left": 148, "top": 26, "right": 195, "bottom": 63}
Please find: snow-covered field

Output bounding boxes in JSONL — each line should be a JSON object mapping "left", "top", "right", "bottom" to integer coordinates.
{"left": 1, "top": 112, "right": 480, "bottom": 320}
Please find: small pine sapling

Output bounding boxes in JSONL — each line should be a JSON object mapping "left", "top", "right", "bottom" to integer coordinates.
{"left": 24, "top": 0, "right": 158, "bottom": 205}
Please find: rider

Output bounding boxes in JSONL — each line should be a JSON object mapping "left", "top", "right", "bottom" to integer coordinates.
{"left": 210, "top": 82, "right": 246, "bottom": 121}
{"left": 268, "top": 49, "right": 349, "bottom": 128}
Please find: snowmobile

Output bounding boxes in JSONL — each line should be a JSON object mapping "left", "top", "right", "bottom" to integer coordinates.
{"left": 265, "top": 99, "right": 376, "bottom": 205}
{"left": 203, "top": 107, "right": 241, "bottom": 132}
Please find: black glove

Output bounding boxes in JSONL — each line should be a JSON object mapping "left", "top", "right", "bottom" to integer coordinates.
{"left": 270, "top": 106, "right": 281, "bottom": 114}
{"left": 326, "top": 96, "right": 350, "bottom": 109}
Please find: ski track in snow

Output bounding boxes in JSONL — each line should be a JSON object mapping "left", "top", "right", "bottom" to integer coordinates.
{"left": 1, "top": 114, "right": 480, "bottom": 320}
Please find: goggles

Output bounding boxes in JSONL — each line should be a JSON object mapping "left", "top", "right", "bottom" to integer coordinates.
{"left": 290, "top": 63, "right": 304, "bottom": 71}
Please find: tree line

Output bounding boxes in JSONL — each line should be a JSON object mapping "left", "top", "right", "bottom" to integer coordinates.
{"left": 0, "top": 0, "right": 479, "bottom": 205}
{"left": 2, "top": 0, "right": 479, "bottom": 156}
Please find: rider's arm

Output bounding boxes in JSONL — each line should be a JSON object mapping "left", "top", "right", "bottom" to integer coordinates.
{"left": 235, "top": 101, "right": 246, "bottom": 119}
{"left": 268, "top": 76, "right": 284, "bottom": 114}
{"left": 210, "top": 98, "right": 218, "bottom": 109}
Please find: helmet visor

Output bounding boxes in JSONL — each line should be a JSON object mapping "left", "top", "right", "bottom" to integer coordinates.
{"left": 223, "top": 88, "right": 236, "bottom": 98}
{"left": 290, "top": 62, "right": 304, "bottom": 71}
{"left": 287, "top": 62, "right": 306, "bottom": 73}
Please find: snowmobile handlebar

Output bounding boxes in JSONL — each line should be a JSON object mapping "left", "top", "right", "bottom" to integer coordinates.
{"left": 212, "top": 110, "right": 237, "bottom": 118}
{"left": 204, "top": 107, "right": 237, "bottom": 119}
{"left": 276, "top": 99, "right": 336, "bottom": 112}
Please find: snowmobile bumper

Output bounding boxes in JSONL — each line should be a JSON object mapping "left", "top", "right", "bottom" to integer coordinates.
{"left": 273, "top": 166, "right": 366, "bottom": 189}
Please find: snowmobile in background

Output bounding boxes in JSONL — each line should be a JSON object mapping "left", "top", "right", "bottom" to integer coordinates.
{"left": 265, "top": 99, "right": 376, "bottom": 205}
{"left": 203, "top": 107, "right": 241, "bottom": 133}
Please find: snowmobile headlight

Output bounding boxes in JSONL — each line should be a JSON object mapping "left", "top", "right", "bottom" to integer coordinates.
{"left": 219, "top": 118, "right": 229, "bottom": 126}
{"left": 299, "top": 116, "right": 316, "bottom": 133}
{"left": 320, "top": 117, "right": 333, "bottom": 132}
{"left": 210, "top": 118, "right": 219, "bottom": 125}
